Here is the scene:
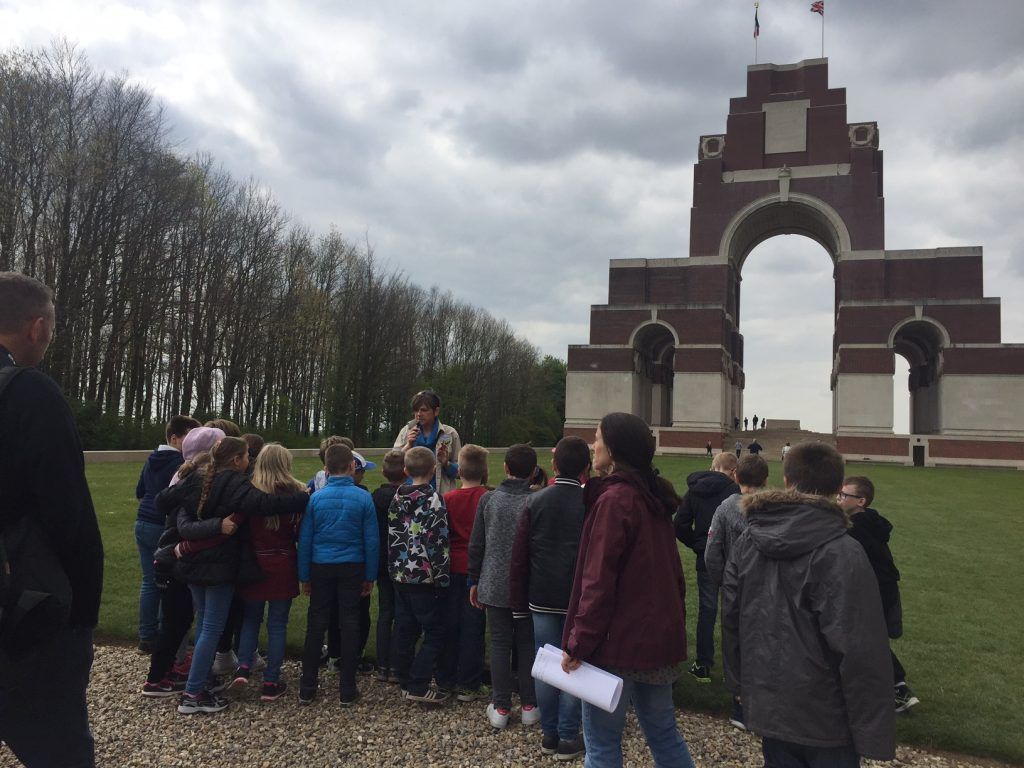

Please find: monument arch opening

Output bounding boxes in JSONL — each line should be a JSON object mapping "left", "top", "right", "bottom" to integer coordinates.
{"left": 566, "top": 58, "right": 1024, "bottom": 467}
{"left": 738, "top": 234, "right": 835, "bottom": 433}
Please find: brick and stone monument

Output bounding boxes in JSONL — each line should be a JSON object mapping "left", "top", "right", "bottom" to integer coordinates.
{"left": 565, "top": 58, "right": 1024, "bottom": 467}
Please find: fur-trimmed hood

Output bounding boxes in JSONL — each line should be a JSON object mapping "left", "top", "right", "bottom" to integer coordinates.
{"left": 740, "top": 489, "right": 849, "bottom": 560}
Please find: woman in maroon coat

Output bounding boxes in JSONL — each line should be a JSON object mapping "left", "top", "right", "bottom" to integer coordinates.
{"left": 561, "top": 412, "right": 695, "bottom": 768}
{"left": 234, "top": 444, "right": 308, "bottom": 701}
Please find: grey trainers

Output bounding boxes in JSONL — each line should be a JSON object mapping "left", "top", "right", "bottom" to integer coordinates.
{"left": 211, "top": 650, "right": 239, "bottom": 677}
{"left": 177, "top": 690, "right": 228, "bottom": 714}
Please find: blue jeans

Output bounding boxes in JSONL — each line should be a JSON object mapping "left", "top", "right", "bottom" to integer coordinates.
{"left": 0, "top": 626, "right": 95, "bottom": 767}
{"left": 394, "top": 584, "right": 447, "bottom": 696}
{"left": 532, "top": 612, "right": 581, "bottom": 740}
{"left": 762, "top": 737, "right": 860, "bottom": 768}
{"left": 438, "top": 574, "right": 486, "bottom": 691}
{"left": 187, "top": 583, "right": 235, "bottom": 695}
{"left": 695, "top": 559, "right": 718, "bottom": 668}
{"left": 239, "top": 599, "right": 292, "bottom": 683}
{"left": 135, "top": 519, "right": 164, "bottom": 641}
{"left": 582, "top": 678, "right": 695, "bottom": 768}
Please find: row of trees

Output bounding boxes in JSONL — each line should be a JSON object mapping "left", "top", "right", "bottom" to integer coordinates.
{"left": 0, "top": 43, "right": 566, "bottom": 449}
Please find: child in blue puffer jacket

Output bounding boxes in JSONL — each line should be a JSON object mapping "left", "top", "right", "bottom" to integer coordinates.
{"left": 297, "top": 443, "right": 378, "bottom": 706}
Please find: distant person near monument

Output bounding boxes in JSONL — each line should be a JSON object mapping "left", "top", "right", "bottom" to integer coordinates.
{"left": 734, "top": 440, "right": 742, "bottom": 457}
{"left": 782, "top": 442, "right": 791, "bottom": 461}
{"left": 673, "top": 452, "right": 739, "bottom": 684}
{"left": 705, "top": 441, "right": 713, "bottom": 457}
{"left": 752, "top": 415, "right": 759, "bottom": 430}
{"left": 0, "top": 272, "right": 105, "bottom": 767}
{"left": 747, "top": 440, "right": 763, "bottom": 455}
{"left": 743, "top": 417, "right": 749, "bottom": 430}
{"left": 837, "top": 476, "right": 919, "bottom": 714}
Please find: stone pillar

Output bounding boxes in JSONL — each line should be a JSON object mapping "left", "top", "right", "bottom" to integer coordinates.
{"left": 834, "top": 373, "right": 894, "bottom": 434}
{"left": 673, "top": 372, "right": 729, "bottom": 430}
{"left": 564, "top": 371, "right": 634, "bottom": 426}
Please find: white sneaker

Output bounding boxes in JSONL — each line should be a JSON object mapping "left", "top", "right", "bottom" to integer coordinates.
{"left": 487, "top": 703, "right": 510, "bottom": 729}
{"left": 211, "top": 650, "right": 238, "bottom": 677}
{"left": 521, "top": 704, "right": 541, "bottom": 726}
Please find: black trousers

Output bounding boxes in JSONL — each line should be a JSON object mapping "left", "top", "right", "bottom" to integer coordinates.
{"left": 147, "top": 578, "right": 194, "bottom": 683}
{"left": 0, "top": 626, "right": 95, "bottom": 767}
{"left": 762, "top": 737, "right": 859, "bottom": 768}
{"left": 301, "top": 562, "right": 364, "bottom": 698}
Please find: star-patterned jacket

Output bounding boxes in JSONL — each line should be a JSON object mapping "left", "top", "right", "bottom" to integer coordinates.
{"left": 386, "top": 482, "right": 450, "bottom": 587}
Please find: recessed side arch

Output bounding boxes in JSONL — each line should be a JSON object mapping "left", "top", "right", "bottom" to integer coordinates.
{"left": 717, "top": 192, "right": 853, "bottom": 272}
{"left": 887, "top": 315, "right": 951, "bottom": 350}
{"left": 628, "top": 319, "right": 680, "bottom": 349}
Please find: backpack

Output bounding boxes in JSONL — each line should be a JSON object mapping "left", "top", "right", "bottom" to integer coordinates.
{"left": 0, "top": 364, "right": 73, "bottom": 685}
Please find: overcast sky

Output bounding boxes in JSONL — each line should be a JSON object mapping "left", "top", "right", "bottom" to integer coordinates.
{"left": 2, "top": 0, "right": 1022, "bottom": 433}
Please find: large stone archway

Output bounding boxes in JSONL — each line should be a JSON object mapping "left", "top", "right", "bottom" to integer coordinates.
{"left": 566, "top": 59, "right": 1024, "bottom": 467}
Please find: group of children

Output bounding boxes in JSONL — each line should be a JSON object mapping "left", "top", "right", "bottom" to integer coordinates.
{"left": 134, "top": 412, "right": 917, "bottom": 766}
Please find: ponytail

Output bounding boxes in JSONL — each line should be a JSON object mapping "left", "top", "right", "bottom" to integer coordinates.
{"left": 196, "top": 437, "right": 247, "bottom": 519}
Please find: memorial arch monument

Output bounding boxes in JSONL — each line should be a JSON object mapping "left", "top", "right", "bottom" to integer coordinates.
{"left": 565, "top": 59, "right": 1024, "bottom": 467}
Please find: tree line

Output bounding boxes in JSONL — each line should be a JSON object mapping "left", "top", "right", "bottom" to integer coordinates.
{"left": 0, "top": 42, "right": 566, "bottom": 449}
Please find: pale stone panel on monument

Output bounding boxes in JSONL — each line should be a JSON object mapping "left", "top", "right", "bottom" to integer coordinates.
{"left": 763, "top": 99, "right": 810, "bottom": 154}
{"left": 834, "top": 374, "right": 894, "bottom": 434}
{"left": 564, "top": 371, "right": 634, "bottom": 425}
{"left": 939, "top": 376, "right": 1024, "bottom": 437}
{"left": 672, "top": 372, "right": 728, "bottom": 429}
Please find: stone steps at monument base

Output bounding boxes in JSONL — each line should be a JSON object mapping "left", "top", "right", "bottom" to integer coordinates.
{"left": 723, "top": 428, "right": 836, "bottom": 460}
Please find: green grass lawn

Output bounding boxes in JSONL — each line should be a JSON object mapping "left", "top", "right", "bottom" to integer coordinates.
{"left": 90, "top": 452, "right": 1024, "bottom": 763}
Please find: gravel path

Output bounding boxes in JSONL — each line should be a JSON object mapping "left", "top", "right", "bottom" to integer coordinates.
{"left": 40, "top": 645, "right": 1005, "bottom": 767}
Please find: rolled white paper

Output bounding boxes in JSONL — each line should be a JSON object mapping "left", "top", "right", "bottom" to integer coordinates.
{"left": 530, "top": 644, "right": 624, "bottom": 713}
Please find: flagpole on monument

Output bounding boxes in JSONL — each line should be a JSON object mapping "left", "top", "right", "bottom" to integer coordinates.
{"left": 754, "top": 2, "right": 760, "bottom": 64}
{"left": 821, "top": 7, "right": 825, "bottom": 58}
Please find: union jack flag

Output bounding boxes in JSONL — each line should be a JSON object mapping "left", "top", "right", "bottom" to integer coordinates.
{"left": 810, "top": 1, "right": 824, "bottom": 15}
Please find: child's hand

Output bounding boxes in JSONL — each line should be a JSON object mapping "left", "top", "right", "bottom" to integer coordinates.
{"left": 469, "top": 585, "right": 483, "bottom": 610}
{"left": 301, "top": 582, "right": 310, "bottom": 596}
{"left": 221, "top": 518, "right": 238, "bottom": 535}
{"left": 361, "top": 581, "right": 373, "bottom": 597}
{"left": 561, "top": 651, "right": 581, "bottom": 674}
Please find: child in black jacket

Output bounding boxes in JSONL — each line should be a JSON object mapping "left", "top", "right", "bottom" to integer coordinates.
{"left": 838, "top": 475, "right": 919, "bottom": 713}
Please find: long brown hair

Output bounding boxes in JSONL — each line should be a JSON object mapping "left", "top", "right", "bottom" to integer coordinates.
{"left": 250, "top": 443, "right": 305, "bottom": 530}
{"left": 196, "top": 437, "right": 248, "bottom": 519}
{"left": 599, "top": 412, "right": 680, "bottom": 515}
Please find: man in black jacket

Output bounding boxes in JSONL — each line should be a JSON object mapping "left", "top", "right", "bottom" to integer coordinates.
{"left": 721, "top": 443, "right": 895, "bottom": 766}
{"left": 674, "top": 452, "right": 739, "bottom": 682}
{"left": 0, "top": 272, "right": 104, "bottom": 767}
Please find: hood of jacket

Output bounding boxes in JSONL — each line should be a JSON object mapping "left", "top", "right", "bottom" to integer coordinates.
{"left": 849, "top": 507, "right": 892, "bottom": 543}
{"left": 147, "top": 448, "right": 183, "bottom": 473}
{"left": 741, "top": 489, "right": 850, "bottom": 560}
{"left": 686, "top": 470, "right": 737, "bottom": 500}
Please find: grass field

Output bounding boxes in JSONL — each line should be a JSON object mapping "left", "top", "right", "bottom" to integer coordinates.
{"left": 89, "top": 452, "right": 1024, "bottom": 764}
